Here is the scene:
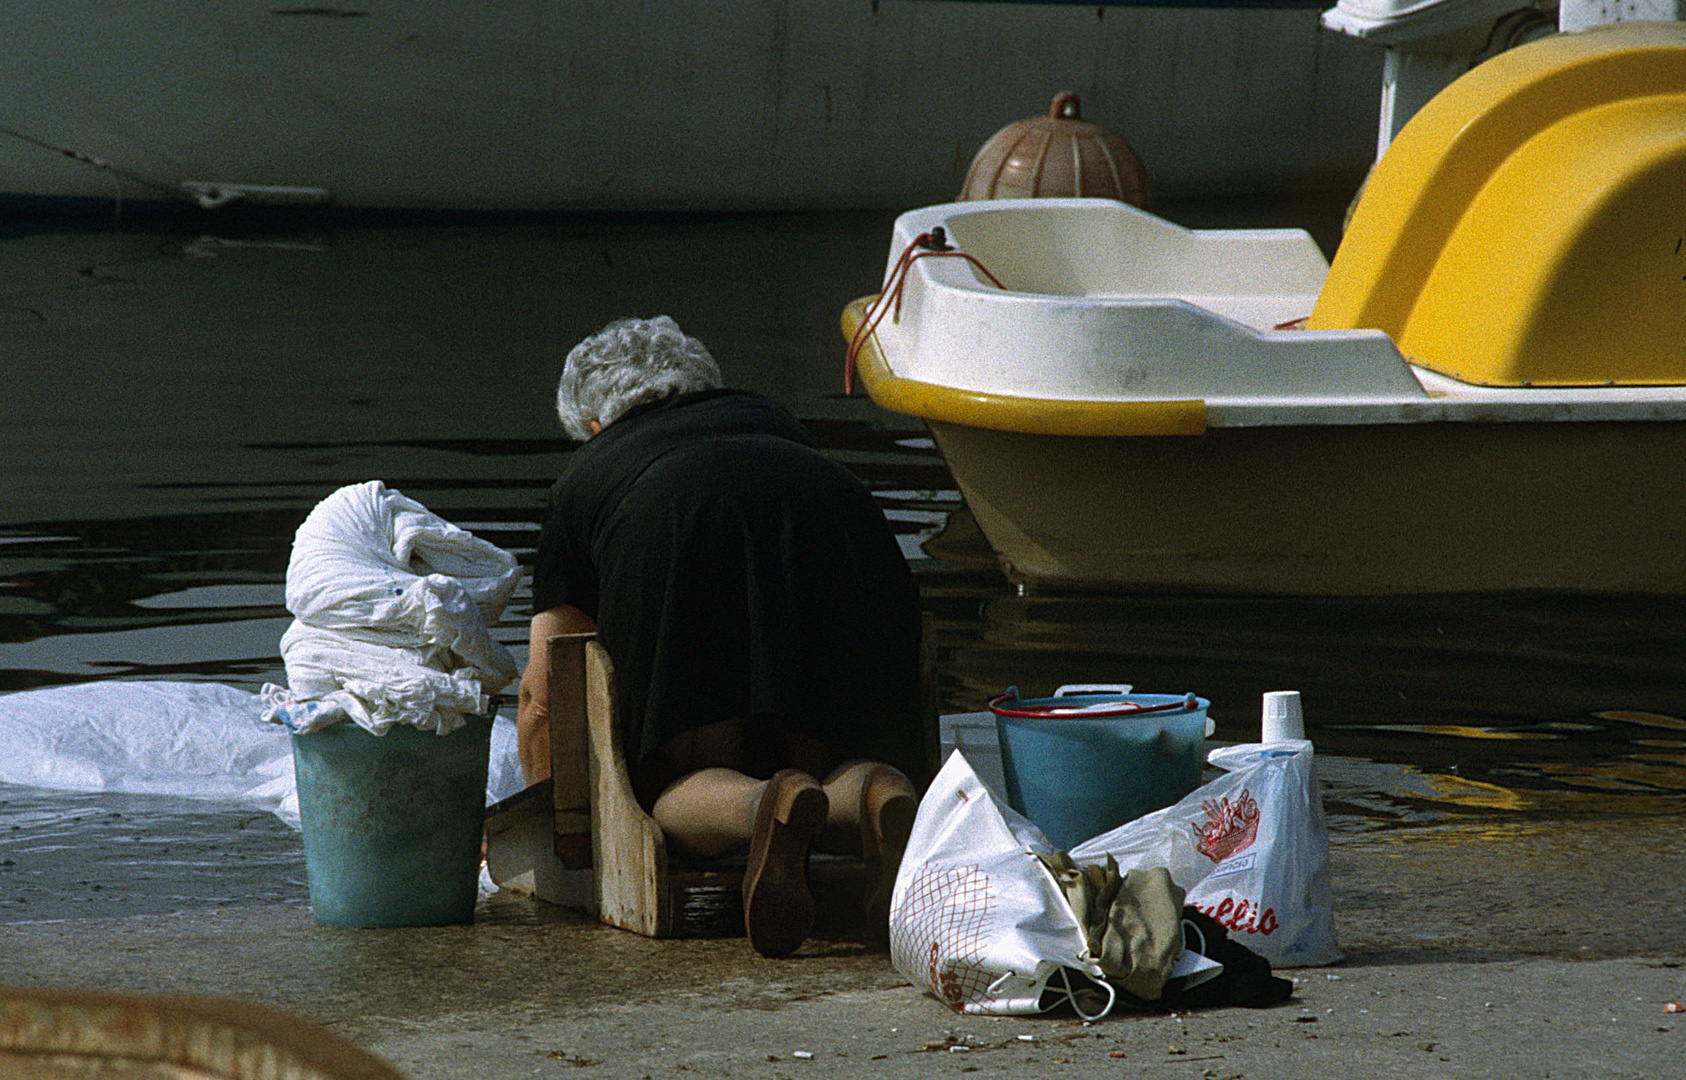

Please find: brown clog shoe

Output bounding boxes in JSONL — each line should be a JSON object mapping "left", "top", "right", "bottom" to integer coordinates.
{"left": 742, "top": 769, "right": 828, "bottom": 958}
{"left": 858, "top": 765, "right": 918, "bottom": 949}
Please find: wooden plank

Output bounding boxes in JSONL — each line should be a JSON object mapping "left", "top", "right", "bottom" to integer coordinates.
{"left": 919, "top": 610, "right": 940, "bottom": 786}
{"left": 484, "top": 782, "right": 594, "bottom": 911}
{"left": 546, "top": 632, "right": 594, "bottom": 869}
{"left": 583, "top": 641, "right": 672, "bottom": 938}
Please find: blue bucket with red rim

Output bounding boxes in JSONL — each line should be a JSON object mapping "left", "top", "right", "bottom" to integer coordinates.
{"left": 989, "top": 684, "right": 1210, "bottom": 850}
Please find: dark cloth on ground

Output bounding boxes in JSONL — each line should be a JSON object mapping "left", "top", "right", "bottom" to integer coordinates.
{"left": 532, "top": 389, "right": 924, "bottom": 805}
{"left": 1158, "top": 908, "right": 1296, "bottom": 1010}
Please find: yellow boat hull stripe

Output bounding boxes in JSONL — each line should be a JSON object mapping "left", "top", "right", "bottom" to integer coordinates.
{"left": 841, "top": 297, "right": 1207, "bottom": 438}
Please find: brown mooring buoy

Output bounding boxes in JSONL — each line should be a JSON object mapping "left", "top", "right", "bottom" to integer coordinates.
{"left": 959, "top": 91, "right": 1151, "bottom": 208}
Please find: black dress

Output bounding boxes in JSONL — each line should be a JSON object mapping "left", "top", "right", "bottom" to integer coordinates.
{"left": 532, "top": 389, "right": 924, "bottom": 794}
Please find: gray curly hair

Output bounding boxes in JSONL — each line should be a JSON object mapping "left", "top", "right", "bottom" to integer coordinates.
{"left": 555, "top": 316, "right": 723, "bottom": 441}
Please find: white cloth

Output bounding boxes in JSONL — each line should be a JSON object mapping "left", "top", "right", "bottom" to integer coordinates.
{"left": 262, "top": 481, "right": 522, "bottom": 734}
{"left": 0, "top": 680, "right": 529, "bottom": 830}
{"left": 0, "top": 681, "right": 301, "bottom": 827}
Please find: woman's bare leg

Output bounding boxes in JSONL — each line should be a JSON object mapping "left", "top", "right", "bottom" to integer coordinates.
{"left": 650, "top": 767, "right": 768, "bottom": 859}
{"left": 642, "top": 721, "right": 918, "bottom": 952}
{"left": 820, "top": 761, "right": 916, "bottom": 834}
{"left": 651, "top": 766, "right": 830, "bottom": 956}
{"left": 820, "top": 760, "right": 918, "bottom": 946}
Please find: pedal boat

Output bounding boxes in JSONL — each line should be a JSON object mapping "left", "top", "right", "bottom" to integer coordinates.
{"left": 842, "top": 23, "right": 1686, "bottom": 595}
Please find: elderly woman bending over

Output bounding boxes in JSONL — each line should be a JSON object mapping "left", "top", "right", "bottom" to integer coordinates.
{"left": 518, "top": 316, "right": 923, "bottom": 957}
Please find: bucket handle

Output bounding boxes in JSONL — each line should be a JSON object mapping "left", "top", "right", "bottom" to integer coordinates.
{"left": 988, "top": 688, "right": 1198, "bottom": 719}
{"left": 1053, "top": 683, "right": 1133, "bottom": 697}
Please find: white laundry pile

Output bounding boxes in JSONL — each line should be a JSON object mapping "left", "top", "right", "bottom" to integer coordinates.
{"left": 260, "top": 480, "right": 523, "bottom": 736}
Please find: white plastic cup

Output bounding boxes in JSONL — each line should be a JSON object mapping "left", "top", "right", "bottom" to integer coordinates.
{"left": 1261, "top": 690, "right": 1305, "bottom": 743}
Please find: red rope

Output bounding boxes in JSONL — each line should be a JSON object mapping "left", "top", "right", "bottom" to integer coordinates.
{"left": 845, "top": 230, "right": 1005, "bottom": 395}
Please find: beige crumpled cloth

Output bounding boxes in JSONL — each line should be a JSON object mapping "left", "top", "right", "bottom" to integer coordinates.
{"left": 1037, "top": 852, "right": 1187, "bottom": 1001}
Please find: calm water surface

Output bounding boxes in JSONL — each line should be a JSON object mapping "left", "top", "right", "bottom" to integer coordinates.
{"left": 2, "top": 205, "right": 1682, "bottom": 923}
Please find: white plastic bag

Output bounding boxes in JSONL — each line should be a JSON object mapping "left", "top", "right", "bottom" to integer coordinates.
{"left": 262, "top": 480, "right": 522, "bottom": 735}
{"left": 888, "top": 751, "right": 1119, "bottom": 1018}
{"left": 1070, "top": 740, "right": 1342, "bottom": 968}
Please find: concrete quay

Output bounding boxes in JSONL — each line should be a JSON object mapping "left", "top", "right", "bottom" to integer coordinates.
{"left": 5, "top": 816, "right": 1683, "bottom": 1080}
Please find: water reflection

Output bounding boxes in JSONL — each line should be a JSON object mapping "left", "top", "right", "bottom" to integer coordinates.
{"left": 923, "top": 507, "right": 1686, "bottom": 829}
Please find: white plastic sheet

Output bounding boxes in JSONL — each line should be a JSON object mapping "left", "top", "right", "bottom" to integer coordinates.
{"left": 0, "top": 680, "right": 528, "bottom": 829}
{"left": 261, "top": 480, "right": 522, "bottom": 735}
{"left": 0, "top": 681, "right": 301, "bottom": 826}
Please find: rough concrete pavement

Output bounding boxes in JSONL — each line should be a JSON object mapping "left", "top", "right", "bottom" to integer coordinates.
{"left": 5, "top": 816, "right": 1683, "bottom": 1080}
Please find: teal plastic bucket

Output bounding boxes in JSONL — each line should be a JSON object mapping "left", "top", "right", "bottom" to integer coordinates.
{"left": 991, "top": 688, "right": 1208, "bottom": 851}
{"left": 291, "top": 715, "right": 493, "bottom": 928}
